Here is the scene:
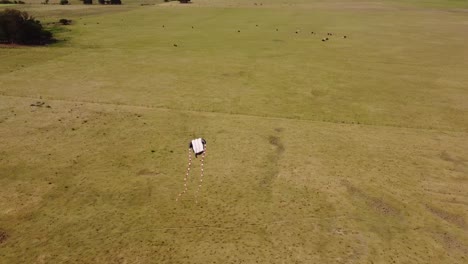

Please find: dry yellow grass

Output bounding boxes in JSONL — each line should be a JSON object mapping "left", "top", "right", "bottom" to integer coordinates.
{"left": 1, "top": 0, "right": 467, "bottom": 263}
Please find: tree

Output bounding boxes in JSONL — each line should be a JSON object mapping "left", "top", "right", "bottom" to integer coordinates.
{"left": 0, "top": 9, "right": 54, "bottom": 45}
{"left": 60, "top": 0, "right": 69, "bottom": 4}
{"left": 110, "top": 0, "right": 121, "bottom": 4}
{"left": 83, "top": 0, "right": 92, "bottom": 4}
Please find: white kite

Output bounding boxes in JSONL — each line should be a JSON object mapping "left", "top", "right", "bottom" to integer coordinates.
{"left": 176, "top": 138, "right": 207, "bottom": 202}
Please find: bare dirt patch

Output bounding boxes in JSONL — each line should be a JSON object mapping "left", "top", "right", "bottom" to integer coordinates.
{"left": 440, "top": 151, "right": 466, "bottom": 164}
{"left": 343, "top": 180, "right": 400, "bottom": 216}
{"left": 426, "top": 204, "right": 466, "bottom": 229}
{"left": 0, "top": 230, "right": 8, "bottom": 244}
{"left": 440, "top": 151, "right": 467, "bottom": 172}
{"left": 274, "top": 127, "right": 283, "bottom": 132}
{"left": 268, "top": 135, "right": 285, "bottom": 154}
{"left": 260, "top": 135, "right": 285, "bottom": 190}
{"left": 137, "top": 169, "right": 160, "bottom": 176}
{"left": 432, "top": 231, "right": 468, "bottom": 254}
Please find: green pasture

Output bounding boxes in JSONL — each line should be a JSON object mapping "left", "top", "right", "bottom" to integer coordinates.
{"left": 1, "top": 1, "right": 467, "bottom": 263}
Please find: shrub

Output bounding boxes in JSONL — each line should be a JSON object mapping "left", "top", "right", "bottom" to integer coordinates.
{"left": 98, "top": 0, "right": 104, "bottom": 4}
{"left": 0, "top": 9, "right": 54, "bottom": 45}
{"left": 59, "top": 18, "right": 71, "bottom": 25}
{"left": 83, "top": 0, "right": 92, "bottom": 4}
{"left": 60, "top": 0, "right": 69, "bottom": 4}
{"left": 110, "top": 0, "right": 121, "bottom": 4}
{"left": 0, "top": 0, "right": 13, "bottom": 4}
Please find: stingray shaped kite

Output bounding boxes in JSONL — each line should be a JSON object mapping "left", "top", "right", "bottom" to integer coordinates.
{"left": 176, "top": 138, "right": 207, "bottom": 202}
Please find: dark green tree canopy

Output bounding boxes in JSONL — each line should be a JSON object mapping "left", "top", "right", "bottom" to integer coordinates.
{"left": 0, "top": 9, "right": 54, "bottom": 45}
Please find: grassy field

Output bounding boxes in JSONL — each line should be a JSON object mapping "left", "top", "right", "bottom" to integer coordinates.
{"left": 1, "top": 0, "right": 467, "bottom": 263}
